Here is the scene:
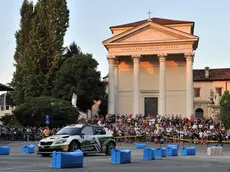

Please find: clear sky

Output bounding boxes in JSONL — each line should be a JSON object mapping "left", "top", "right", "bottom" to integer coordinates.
{"left": 0, "top": 0, "right": 230, "bottom": 85}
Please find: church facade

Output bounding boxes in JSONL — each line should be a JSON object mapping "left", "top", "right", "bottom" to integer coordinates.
{"left": 103, "top": 17, "right": 199, "bottom": 118}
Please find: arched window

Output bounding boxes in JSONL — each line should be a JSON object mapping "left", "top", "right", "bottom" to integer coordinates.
{"left": 195, "top": 108, "right": 204, "bottom": 118}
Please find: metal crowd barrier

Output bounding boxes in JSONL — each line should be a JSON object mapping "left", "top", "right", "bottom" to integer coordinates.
{"left": 0, "top": 133, "right": 43, "bottom": 141}
{"left": 113, "top": 135, "right": 230, "bottom": 144}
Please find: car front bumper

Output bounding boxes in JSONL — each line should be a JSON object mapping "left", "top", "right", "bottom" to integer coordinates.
{"left": 37, "top": 145, "right": 69, "bottom": 154}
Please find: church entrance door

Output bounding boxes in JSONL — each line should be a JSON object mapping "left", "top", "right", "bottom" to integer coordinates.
{"left": 144, "top": 97, "right": 158, "bottom": 117}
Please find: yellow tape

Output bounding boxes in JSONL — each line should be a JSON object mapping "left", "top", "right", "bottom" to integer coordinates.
{"left": 114, "top": 135, "right": 230, "bottom": 143}
{"left": 163, "top": 136, "right": 230, "bottom": 143}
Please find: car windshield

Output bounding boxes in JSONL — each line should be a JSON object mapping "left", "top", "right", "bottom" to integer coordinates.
{"left": 56, "top": 127, "right": 81, "bottom": 135}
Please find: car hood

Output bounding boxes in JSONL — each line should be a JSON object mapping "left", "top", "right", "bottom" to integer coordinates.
{"left": 41, "top": 135, "right": 70, "bottom": 141}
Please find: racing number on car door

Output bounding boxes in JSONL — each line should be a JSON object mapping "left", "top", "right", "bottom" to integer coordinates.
{"left": 81, "top": 126, "right": 99, "bottom": 152}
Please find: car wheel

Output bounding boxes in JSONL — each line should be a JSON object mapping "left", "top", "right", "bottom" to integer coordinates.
{"left": 69, "top": 141, "right": 80, "bottom": 152}
{"left": 105, "top": 141, "right": 115, "bottom": 155}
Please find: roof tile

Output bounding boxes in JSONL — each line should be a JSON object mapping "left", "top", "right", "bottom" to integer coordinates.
{"left": 110, "top": 17, "right": 194, "bottom": 29}
{"left": 193, "top": 68, "right": 230, "bottom": 81}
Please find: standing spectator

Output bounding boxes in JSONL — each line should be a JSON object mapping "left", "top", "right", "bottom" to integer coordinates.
{"left": 43, "top": 126, "right": 50, "bottom": 137}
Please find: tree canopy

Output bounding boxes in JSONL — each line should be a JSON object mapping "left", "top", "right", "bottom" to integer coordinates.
{"left": 220, "top": 91, "right": 230, "bottom": 129}
{"left": 52, "top": 53, "right": 106, "bottom": 112}
{"left": 10, "top": 0, "right": 106, "bottom": 127}
{"left": 11, "top": 0, "right": 69, "bottom": 105}
{"left": 13, "top": 96, "right": 79, "bottom": 127}
{"left": 11, "top": 0, "right": 34, "bottom": 105}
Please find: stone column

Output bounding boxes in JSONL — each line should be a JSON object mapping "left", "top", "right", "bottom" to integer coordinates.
{"left": 132, "top": 55, "right": 141, "bottom": 118}
{"left": 107, "top": 56, "right": 115, "bottom": 114}
{"left": 114, "top": 60, "right": 120, "bottom": 114}
{"left": 158, "top": 53, "right": 167, "bottom": 116}
{"left": 185, "top": 52, "right": 195, "bottom": 117}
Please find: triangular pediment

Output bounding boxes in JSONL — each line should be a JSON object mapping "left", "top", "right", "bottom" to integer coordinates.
{"left": 114, "top": 26, "right": 186, "bottom": 43}
{"left": 103, "top": 21, "right": 198, "bottom": 45}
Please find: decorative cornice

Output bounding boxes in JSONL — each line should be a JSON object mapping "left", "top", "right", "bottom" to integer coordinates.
{"left": 184, "top": 52, "right": 195, "bottom": 57}
{"left": 107, "top": 55, "right": 115, "bottom": 64}
{"left": 114, "top": 60, "right": 120, "bottom": 68}
{"left": 157, "top": 53, "right": 167, "bottom": 57}
{"left": 157, "top": 53, "right": 167, "bottom": 62}
{"left": 158, "top": 56, "right": 166, "bottom": 62}
{"left": 131, "top": 54, "right": 141, "bottom": 62}
{"left": 185, "top": 52, "right": 195, "bottom": 62}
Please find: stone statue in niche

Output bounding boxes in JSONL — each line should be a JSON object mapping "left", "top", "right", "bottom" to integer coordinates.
{"left": 214, "top": 92, "right": 220, "bottom": 105}
{"left": 209, "top": 89, "right": 214, "bottom": 104}
{"left": 71, "top": 93, "right": 77, "bottom": 108}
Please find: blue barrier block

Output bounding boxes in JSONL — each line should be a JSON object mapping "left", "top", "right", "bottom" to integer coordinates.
{"left": 0, "top": 146, "right": 10, "bottom": 155}
{"left": 111, "top": 149, "right": 131, "bottom": 164}
{"left": 181, "top": 148, "right": 187, "bottom": 156}
{"left": 135, "top": 143, "right": 146, "bottom": 149}
{"left": 188, "top": 146, "right": 196, "bottom": 155}
{"left": 167, "top": 144, "right": 179, "bottom": 149}
{"left": 22, "top": 144, "right": 35, "bottom": 154}
{"left": 155, "top": 148, "right": 162, "bottom": 159}
{"left": 52, "top": 150, "right": 84, "bottom": 168}
{"left": 143, "top": 148, "right": 155, "bottom": 160}
{"left": 167, "top": 147, "right": 178, "bottom": 156}
{"left": 181, "top": 146, "right": 196, "bottom": 156}
{"left": 161, "top": 148, "right": 167, "bottom": 157}
{"left": 211, "top": 146, "right": 223, "bottom": 148}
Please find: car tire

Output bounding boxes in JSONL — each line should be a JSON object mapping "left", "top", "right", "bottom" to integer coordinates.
{"left": 105, "top": 141, "right": 115, "bottom": 155}
{"left": 68, "top": 141, "right": 80, "bottom": 152}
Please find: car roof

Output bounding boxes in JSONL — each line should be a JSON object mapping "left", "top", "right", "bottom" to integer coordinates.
{"left": 65, "top": 124, "right": 104, "bottom": 128}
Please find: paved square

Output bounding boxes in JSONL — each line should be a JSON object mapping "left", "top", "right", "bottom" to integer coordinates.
{"left": 0, "top": 142, "right": 230, "bottom": 172}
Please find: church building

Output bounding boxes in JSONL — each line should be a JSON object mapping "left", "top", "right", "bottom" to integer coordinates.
{"left": 102, "top": 17, "right": 199, "bottom": 118}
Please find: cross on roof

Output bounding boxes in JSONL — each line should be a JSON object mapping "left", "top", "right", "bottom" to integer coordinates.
{"left": 147, "top": 10, "right": 152, "bottom": 19}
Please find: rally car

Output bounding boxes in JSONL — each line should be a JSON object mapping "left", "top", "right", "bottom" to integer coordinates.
{"left": 37, "top": 124, "right": 116, "bottom": 156}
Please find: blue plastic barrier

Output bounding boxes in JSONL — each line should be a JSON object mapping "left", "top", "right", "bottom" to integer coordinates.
{"left": 0, "top": 146, "right": 10, "bottom": 155}
{"left": 22, "top": 144, "right": 35, "bottom": 154}
{"left": 111, "top": 149, "right": 131, "bottom": 164}
{"left": 135, "top": 143, "right": 146, "bottom": 149}
{"left": 161, "top": 148, "right": 167, "bottom": 157}
{"left": 167, "top": 147, "right": 178, "bottom": 156}
{"left": 155, "top": 148, "right": 162, "bottom": 159}
{"left": 52, "top": 150, "right": 84, "bottom": 168}
{"left": 181, "top": 146, "right": 196, "bottom": 156}
{"left": 143, "top": 148, "right": 155, "bottom": 160}
{"left": 211, "top": 146, "right": 223, "bottom": 148}
{"left": 167, "top": 144, "right": 179, "bottom": 149}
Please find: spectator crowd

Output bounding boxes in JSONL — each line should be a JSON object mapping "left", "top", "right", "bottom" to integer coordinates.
{"left": 0, "top": 114, "right": 229, "bottom": 144}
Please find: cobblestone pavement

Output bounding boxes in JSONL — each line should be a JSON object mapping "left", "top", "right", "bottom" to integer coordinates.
{"left": 0, "top": 142, "right": 230, "bottom": 172}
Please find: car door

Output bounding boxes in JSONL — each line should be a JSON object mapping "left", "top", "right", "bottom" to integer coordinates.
{"left": 81, "top": 126, "right": 99, "bottom": 152}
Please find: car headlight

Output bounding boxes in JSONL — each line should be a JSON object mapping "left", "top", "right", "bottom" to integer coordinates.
{"left": 55, "top": 139, "right": 67, "bottom": 144}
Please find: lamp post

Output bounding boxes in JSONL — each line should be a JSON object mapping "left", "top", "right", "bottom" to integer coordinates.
{"left": 3, "top": 92, "right": 6, "bottom": 110}
{"left": 50, "top": 102, "right": 55, "bottom": 128}
{"left": 224, "top": 100, "right": 228, "bottom": 115}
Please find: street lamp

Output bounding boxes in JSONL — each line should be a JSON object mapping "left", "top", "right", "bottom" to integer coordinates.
{"left": 50, "top": 102, "right": 56, "bottom": 128}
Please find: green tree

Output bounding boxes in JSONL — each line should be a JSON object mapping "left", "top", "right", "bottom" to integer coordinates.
{"left": 61, "top": 42, "right": 82, "bottom": 65}
{"left": 98, "top": 93, "right": 108, "bottom": 118}
{"left": 13, "top": 96, "right": 79, "bottom": 127}
{"left": 0, "top": 115, "right": 20, "bottom": 126}
{"left": 11, "top": 0, "right": 70, "bottom": 104}
{"left": 220, "top": 90, "right": 230, "bottom": 129}
{"left": 29, "top": 0, "right": 70, "bottom": 96}
{"left": 11, "top": 0, "right": 34, "bottom": 105}
{"left": 52, "top": 53, "right": 106, "bottom": 112}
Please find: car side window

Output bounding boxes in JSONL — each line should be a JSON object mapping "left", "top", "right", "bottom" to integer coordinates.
{"left": 81, "top": 126, "right": 93, "bottom": 135}
{"left": 94, "top": 127, "right": 106, "bottom": 135}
